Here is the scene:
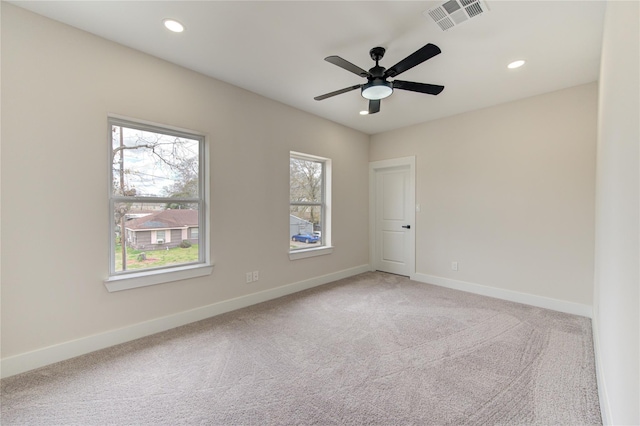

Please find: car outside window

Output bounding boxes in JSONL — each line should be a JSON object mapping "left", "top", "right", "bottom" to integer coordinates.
{"left": 290, "top": 152, "right": 331, "bottom": 258}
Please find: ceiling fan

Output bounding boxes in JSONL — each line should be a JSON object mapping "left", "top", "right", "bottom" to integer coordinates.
{"left": 314, "top": 43, "right": 445, "bottom": 114}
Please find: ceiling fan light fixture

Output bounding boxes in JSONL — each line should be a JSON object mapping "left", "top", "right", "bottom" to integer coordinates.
{"left": 361, "top": 80, "right": 393, "bottom": 100}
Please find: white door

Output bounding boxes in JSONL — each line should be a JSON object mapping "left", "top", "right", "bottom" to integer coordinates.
{"left": 370, "top": 157, "right": 415, "bottom": 277}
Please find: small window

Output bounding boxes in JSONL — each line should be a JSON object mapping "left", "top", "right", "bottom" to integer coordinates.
{"left": 290, "top": 152, "right": 332, "bottom": 259}
{"left": 190, "top": 228, "right": 199, "bottom": 239}
{"left": 108, "top": 118, "right": 209, "bottom": 286}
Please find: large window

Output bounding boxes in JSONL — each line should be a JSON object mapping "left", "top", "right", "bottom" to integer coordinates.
{"left": 290, "top": 152, "right": 332, "bottom": 259}
{"left": 107, "top": 117, "right": 210, "bottom": 289}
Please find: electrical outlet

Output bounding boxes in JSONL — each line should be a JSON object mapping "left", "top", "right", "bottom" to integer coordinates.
{"left": 451, "top": 261, "right": 458, "bottom": 271}
{"left": 253, "top": 270, "right": 259, "bottom": 281}
{"left": 246, "top": 272, "right": 253, "bottom": 283}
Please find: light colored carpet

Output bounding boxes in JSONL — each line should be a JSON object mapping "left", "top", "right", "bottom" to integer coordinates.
{"left": 1, "top": 272, "right": 601, "bottom": 425}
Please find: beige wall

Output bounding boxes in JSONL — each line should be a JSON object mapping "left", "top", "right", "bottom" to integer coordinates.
{"left": 370, "top": 83, "right": 597, "bottom": 305}
{"left": 594, "top": 1, "right": 639, "bottom": 424}
{"left": 0, "top": 4, "right": 369, "bottom": 358}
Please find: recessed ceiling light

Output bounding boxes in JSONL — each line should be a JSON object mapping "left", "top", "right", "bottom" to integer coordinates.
{"left": 163, "top": 19, "right": 184, "bottom": 33}
{"left": 359, "top": 110, "right": 369, "bottom": 115}
{"left": 507, "top": 60, "right": 525, "bottom": 69}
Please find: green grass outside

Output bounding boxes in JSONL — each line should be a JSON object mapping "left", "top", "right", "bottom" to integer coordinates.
{"left": 115, "top": 244, "right": 199, "bottom": 271}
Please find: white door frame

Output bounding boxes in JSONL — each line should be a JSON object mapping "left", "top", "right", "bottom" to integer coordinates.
{"left": 369, "top": 156, "right": 416, "bottom": 278}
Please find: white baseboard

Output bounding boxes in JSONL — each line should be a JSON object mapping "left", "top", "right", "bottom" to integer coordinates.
{"left": 1, "top": 264, "right": 370, "bottom": 379}
{"left": 412, "top": 273, "right": 592, "bottom": 318}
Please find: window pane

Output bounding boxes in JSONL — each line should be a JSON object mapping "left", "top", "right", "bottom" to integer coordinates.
{"left": 112, "top": 125, "right": 199, "bottom": 198}
{"left": 290, "top": 158, "right": 322, "bottom": 203}
{"left": 114, "top": 202, "right": 200, "bottom": 272}
{"left": 290, "top": 205, "right": 322, "bottom": 250}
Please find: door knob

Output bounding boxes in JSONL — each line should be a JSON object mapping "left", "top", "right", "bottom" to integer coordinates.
{"left": 402, "top": 225, "right": 411, "bottom": 229}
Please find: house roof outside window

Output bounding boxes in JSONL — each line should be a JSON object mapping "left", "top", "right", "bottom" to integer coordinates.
{"left": 125, "top": 209, "right": 198, "bottom": 231}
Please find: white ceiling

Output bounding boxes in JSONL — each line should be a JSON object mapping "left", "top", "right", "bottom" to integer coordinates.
{"left": 10, "top": 1, "right": 606, "bottom": 135}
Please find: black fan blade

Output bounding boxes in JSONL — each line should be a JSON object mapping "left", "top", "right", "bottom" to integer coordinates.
{"left": 325, "top": 56, "right": 371, "bottom": 78}
{"left": 384, "top": 43, "right": 441, "bottom": 78}
{"left": 393, "top": 80, "right": 444, "bottom": 95}
{"left": 368, "top": 99, "right": 380, "bottom": 114}
{"left": 314, "top": 84, "right": 361, "bottom": 101}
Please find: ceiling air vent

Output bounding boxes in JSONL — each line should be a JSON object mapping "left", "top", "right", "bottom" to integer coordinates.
{"left": 424, "top": 0, "right": 490, "bottom": 31}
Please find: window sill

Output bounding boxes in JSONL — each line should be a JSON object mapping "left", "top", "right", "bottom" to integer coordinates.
{"left": 289, "top": 246, "right": 334, "bottom": 260}
{"left": 104, "top": 263, "right": 214, "bottom": 292}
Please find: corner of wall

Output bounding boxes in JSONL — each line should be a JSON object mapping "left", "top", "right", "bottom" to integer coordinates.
{"left": 591, "top": 310, "right": 612, "bottom": 425}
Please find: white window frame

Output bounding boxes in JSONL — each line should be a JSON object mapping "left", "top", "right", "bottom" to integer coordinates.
{"left": 104, "top": 116, "right": 212, "bottom": 292}
{"left": 289, "top": 151, "right": 333, "bottom": 260}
